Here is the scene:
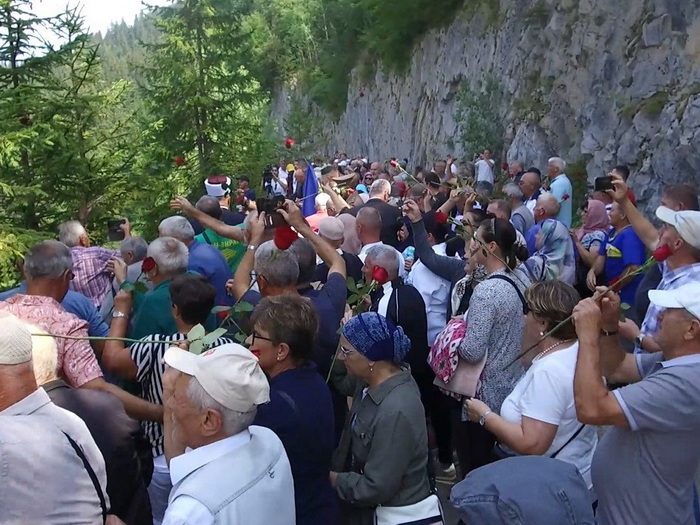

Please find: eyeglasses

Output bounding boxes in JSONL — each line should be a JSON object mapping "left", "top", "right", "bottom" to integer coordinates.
{"left": 251, "top": 330, "right": 273, "bottom": 346}
{"left": 339, "top": 345, "right": 355, "bottom": 356}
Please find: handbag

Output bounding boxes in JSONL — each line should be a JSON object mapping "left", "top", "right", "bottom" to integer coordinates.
{"left": 375, "top": 494, "right": 443, "bottom": 525}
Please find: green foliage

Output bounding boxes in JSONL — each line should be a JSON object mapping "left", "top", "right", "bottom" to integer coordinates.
{"left": 454, "top": 77, "right": 505, "bottom": 158}
{"left": 566, "top": 158, "right": 591, "bottom": 227}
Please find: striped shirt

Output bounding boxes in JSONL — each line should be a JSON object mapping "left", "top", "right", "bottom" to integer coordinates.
{"left": 129, "top": 333, "right": 232, "bottom": 457}
{"left": 637, "top": 261, "right": 700, "bottom": 353}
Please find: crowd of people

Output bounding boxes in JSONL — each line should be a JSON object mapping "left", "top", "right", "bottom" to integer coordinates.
{"left": 1, "top": 151, "right": 700, "bottom": 525}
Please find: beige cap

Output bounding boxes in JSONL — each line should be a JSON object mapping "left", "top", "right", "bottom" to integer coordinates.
{"left": 163, "top": 343, "right": 270, "bottom": 412}
{"left": 319, "top": 217, "right": 345, "bottom": 241}
{"left": 0, "top": 312, "right": 33, "bottom": 365}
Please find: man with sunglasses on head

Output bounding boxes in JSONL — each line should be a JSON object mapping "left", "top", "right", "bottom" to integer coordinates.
{"left": 0, "top": 241, "right": 163, "bottom": 423}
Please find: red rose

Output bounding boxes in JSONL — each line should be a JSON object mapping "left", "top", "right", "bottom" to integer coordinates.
{"left": 562, "top": 193, "right": 570, "bottom": 201}
{"left": 347, "top": 188, "right": 356, "bottom": 194}
{"left": 284, "top": 138, "right": 295, "bottom": 149}
{"left": 141, "top": 256, "right": 156, "bottom": 273}
{"left": 652, "top": 244, "right": 673, "bottom": 262}
{"left": 273, "top": 224, "right": 298, "bottom": 250}
{"left": 389, "top": 160, "right": 398, "bottom": 168}
{"left": 371, "top": 266, "right": 390, "bottom": 285}
{"left": 435, "top": 211, "right": 448, "bottom": 225}
{"left": 174, "top": 155, "right": 185, "bottom": 166}
{"left": 501, "top": 162, "right": 509, "bottom": 171}
{"left": 359, "top": 91, "right": 365, "bottom": 98}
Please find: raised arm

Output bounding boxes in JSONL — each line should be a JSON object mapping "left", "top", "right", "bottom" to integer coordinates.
{"left": 279, "top": 200, "right": 346, "bottom": 278}
{"left": 609, "top": 175, "right": 659, "bottom": 250}
{"left": 322, "top": 183, "right": 351, "bottom": 213}
{"left": 170, "top": 197, "right": 245, "bottom": 242}
{"left": 229, "top": 212, "right": 264, "bottom": 300}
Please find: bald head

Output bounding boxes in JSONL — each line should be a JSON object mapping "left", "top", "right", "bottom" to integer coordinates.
{"left": 356, "top": 207, "right": 382, "bottom": 244}
{"left": 535, "top": 193, "right": 560, "bottom": 220}
{"left": 519, "top": 171, "right": 541, "bottom": 199}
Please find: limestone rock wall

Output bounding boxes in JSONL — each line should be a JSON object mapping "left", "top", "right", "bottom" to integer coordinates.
{"left": 271, "top": 0, "right": 700, "bottom": 214}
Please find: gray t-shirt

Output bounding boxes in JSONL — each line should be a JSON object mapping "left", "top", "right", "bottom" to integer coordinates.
{"left": 591, "top": 352, "right": 700, "bottom": 525}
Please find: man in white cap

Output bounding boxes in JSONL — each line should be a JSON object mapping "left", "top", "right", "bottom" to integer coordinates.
{"left": 191, "top": 175, "right": 244, "bottom": 235}
{"left": 572, "top": 284, "right": 700, "bottom": 525}
{"left": 161, "top": 343, "right": 295, "bottom": 525}
{"left": 0, "top": 313, "right": 113, "bottom": 524}
{"left": 609, "top": 175, "right": 700, "bottom": 354}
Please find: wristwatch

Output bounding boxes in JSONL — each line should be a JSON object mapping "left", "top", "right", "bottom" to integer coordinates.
{"left": 635, "top": 334, "right": 645, "bottom": 349}
{"left": 112, "top": 310, "right": 127, "bottom": 319}
{"left": 479, "top": 410, "right": 492, "bottom": 427}
{"left": 247, "top": 244, "right": 257, "bottom": 252}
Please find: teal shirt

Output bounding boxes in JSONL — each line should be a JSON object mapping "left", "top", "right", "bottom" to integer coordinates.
{"left": 130, "top": 276, "right": 218, "bottom": 340}
{"left": 130, "top": 279, "right": 176, "bottom": 340}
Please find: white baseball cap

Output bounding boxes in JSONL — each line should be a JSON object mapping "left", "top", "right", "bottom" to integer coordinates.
{"left": 648, "top": 283, "right": 700, "bottom": 320}
{"left": 655, "top": 207, "right": 700, "bottom": 249}
{"left": 0, "top": 312, "right": 33, "bottom": 365}
{"left": 163, "top": 343, "right": 270, "bottom": 412}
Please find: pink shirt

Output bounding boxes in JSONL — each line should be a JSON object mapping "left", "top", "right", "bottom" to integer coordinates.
{"left": 0, "top": 295, "right": 103, "bottom": 387}
{"left": 306, "top": 210, "right": 329, "bottom": 233}
{"left": 69, "top": 246, "right": 120, "bottom": 307}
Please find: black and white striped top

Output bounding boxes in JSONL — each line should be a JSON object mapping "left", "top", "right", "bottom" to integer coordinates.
{"left": 129, "top": 333, "right": 233, "bottom": 457}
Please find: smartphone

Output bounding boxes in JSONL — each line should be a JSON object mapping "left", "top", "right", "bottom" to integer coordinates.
{"left": 594, "top": 176, "right": 613, "bottom": 192}
{"left": 107, "top": 219, "right": 126, "bottom": 242}
{"left": 257, "top": 196, "right": 286, "bottom": 229}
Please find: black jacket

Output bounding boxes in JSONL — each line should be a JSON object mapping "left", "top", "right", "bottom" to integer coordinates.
{"left": 348, "top": 199, "right": 402, "bottom": 248}
{"left": 313, "top": 252, "right": 363, "bottom": 291}
{"left": 44, "top": 380, "right": 153, "bottom": 525}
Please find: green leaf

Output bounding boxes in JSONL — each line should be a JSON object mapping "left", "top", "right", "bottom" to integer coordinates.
{"left": 233, "top": 301, "right": 254, "bottom": 313}
{"left": 200, "top": 327, "right": 228, "bottom": 346}
{"left": 346, "top": 276, "right": 358, "bottom": 293}
{"left": 211, "top": 306, "right": 231, "bottom": 314}
{"left": 356, "top": 280, "right": 366, "bottom": 289}
{"left": 234, "top": 332, "right": 247, "bottom": 343}
{"left": 187, "top": 324, "right": 206, "bottom": 342}
{"left": 132, "top": 282, "right": 148, "bottom": 294}
{"left": 347, "top": 293, "right": 359, "bottom": 305}
{"left": 120, "top": 282, "right": 134, "bottom": 292}
{"left": 189, "top": 340, "right": 204, "bottom": 355}
{"left": 620, "top": 303, "right": 631, "bottom": 311}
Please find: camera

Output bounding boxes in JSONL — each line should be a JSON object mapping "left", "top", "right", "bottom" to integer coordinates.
{"left": 107, "top": 219, "right": 126, "bottom": 242}
{"left": 594, "top": 176, "right": 613, "bottom": 192}
{"left": 257, "top": 195, "right": 286, "bottom": 228}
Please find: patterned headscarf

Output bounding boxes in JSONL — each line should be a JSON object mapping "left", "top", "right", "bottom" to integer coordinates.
{"left": 576, "top": 199, "right": 609, "bottom": 240}
{"left": 342, "top": 312, "right": 411, "bottom": 363}
{"left": 517, "top": 219, "right": 576, "bottom": 285}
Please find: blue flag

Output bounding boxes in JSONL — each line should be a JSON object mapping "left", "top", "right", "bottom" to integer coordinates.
{"left": 302, "top": 163, "right": 319, "bottom": 217}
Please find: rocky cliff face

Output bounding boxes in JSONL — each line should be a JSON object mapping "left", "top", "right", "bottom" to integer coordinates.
{"left": 271, "top": 0, "right": 700, "bottom": 213}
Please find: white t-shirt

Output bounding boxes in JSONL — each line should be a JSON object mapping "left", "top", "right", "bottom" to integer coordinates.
{"left": 474, "top": 159, "right": 495, "bottom": 184}
{"left": 499, "top": 342, "right": 598, "bottom": 488}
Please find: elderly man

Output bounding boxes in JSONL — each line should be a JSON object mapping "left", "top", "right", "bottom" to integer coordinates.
{"left": 128, "top": 237, "right": 189, "bottom": 340}
{"left": 508, "top": 160, "right": 525, "bottom": 183}
{"left": 0, "top": 313, "right": 111, "bottom": 524}
{"left": 306, "top": 193, "right": 332, "bottom": 232}
{"left": 547, "top": 157, "right": 573, "bottom": 227}
{"left": 502, "top": 182, "right": 535, "bottom": 236}
{"left": 193, "top": 195, "right": 246, "bottom": 273}
{"left": 30, "top": 327, "right": 152, "bottom": 524}
{"left": 525, "top": 193, "right": 561, "bottom": 254}
{"left": 607, "top": 177, "right": 700, "bottom": 355}
{"left": 0, "top": 241, "right": 161, "bottom": 421}
{"left": 313, "top": 217, "right": 363, "bottom": 285}
{"left": 159, "top": 216, "right": 232, "bottom": 307}
{"left": 348, "top": 179, "right": 402, "bottom": 248}
{"left": 487, "top": 199, "right": 529, "bottom": 254}
{"left": 518, "top": 168, "right": 543, "bottom": 214}
{"left": 161, "top": 344, "right": 295, "bottom": 524}
{"left": 101, "top": 236, "right": 152, "bottom": 322}
{"left": 572, "top": 285, "right": 700, "bottom": 525}
{"left": 59, "top": 219, "right": 129, "bottom": 307}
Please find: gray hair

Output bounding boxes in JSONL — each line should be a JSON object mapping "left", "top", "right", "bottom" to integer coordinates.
{"left": 254, "top": 240, "right": 299, "bottom": 287}
{"left": 366, "top": 244, "right": 401, "bottom": 280}
{"left": 538, "top": 193, "right": 561, "bottom": 216}
{"left": 315, "top": 193, "right": 331, "bottom": 210}
{"left": 120, "top": 236, "right": 148, "bottom": 262}
{"left": 159, "top": 216, "right": 195, "bottom": 242}
{"left": 289, "top": 238, "right": 317, "bottom": 285}
{"left": 186, "top": 377, "right": 256, "bottom": 436}
{"left": 57, "top": 221, "right": 86, "bottom": 248}
{"left": 23, "top": 240, "right": 73, "bottom": 280}
{"left": 503, "top": 183, "right": 524, "bottom": 200}
{"left": 147, "top": 237, "right": 188, "bottom": 276}
{"left": 369, "top": 179, "right": 391, "bottom": 197}
{"left": 548, "top": 157, "right": 566, "bottom": 172}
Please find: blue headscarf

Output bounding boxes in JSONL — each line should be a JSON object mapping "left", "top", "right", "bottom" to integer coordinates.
{"left": 342, "top": 312, "right": 411, "bottom": 363}
{"left": 517, "top": 219, "right": 576, "bottom": 285}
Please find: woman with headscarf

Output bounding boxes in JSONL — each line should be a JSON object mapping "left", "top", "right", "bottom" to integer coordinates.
{"left": 330, "top": 313, "right": 441, "bottom": 525}
{"left": 570, "top": 199, "right": 610, "bottom": 297}
{"left": 515, "top": 219, "right": 576, "bottom": 285}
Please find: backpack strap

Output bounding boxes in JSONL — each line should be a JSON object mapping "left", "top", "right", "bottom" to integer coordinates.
{"left": 62, "top": 432, "right": 108, "bottom": 523}
{"left": 487, "top": 274, "right": 528, "bottom": 315}
{"left": 550, "top": 424, "right": 586, "bottom": 459}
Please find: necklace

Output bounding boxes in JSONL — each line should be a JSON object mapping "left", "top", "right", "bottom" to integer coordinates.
{"left": 534, "top": 338, "right": 575, "bottom": 361}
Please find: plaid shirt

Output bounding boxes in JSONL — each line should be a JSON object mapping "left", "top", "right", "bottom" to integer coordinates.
{"left": 69, "top": 246, "right": 120, "bottom": 307}
{"left": 0, "top": 295, "right": 103, "bottom": 387}
{"left": 638, "top": 261, "right": 700, "bottom": 350}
